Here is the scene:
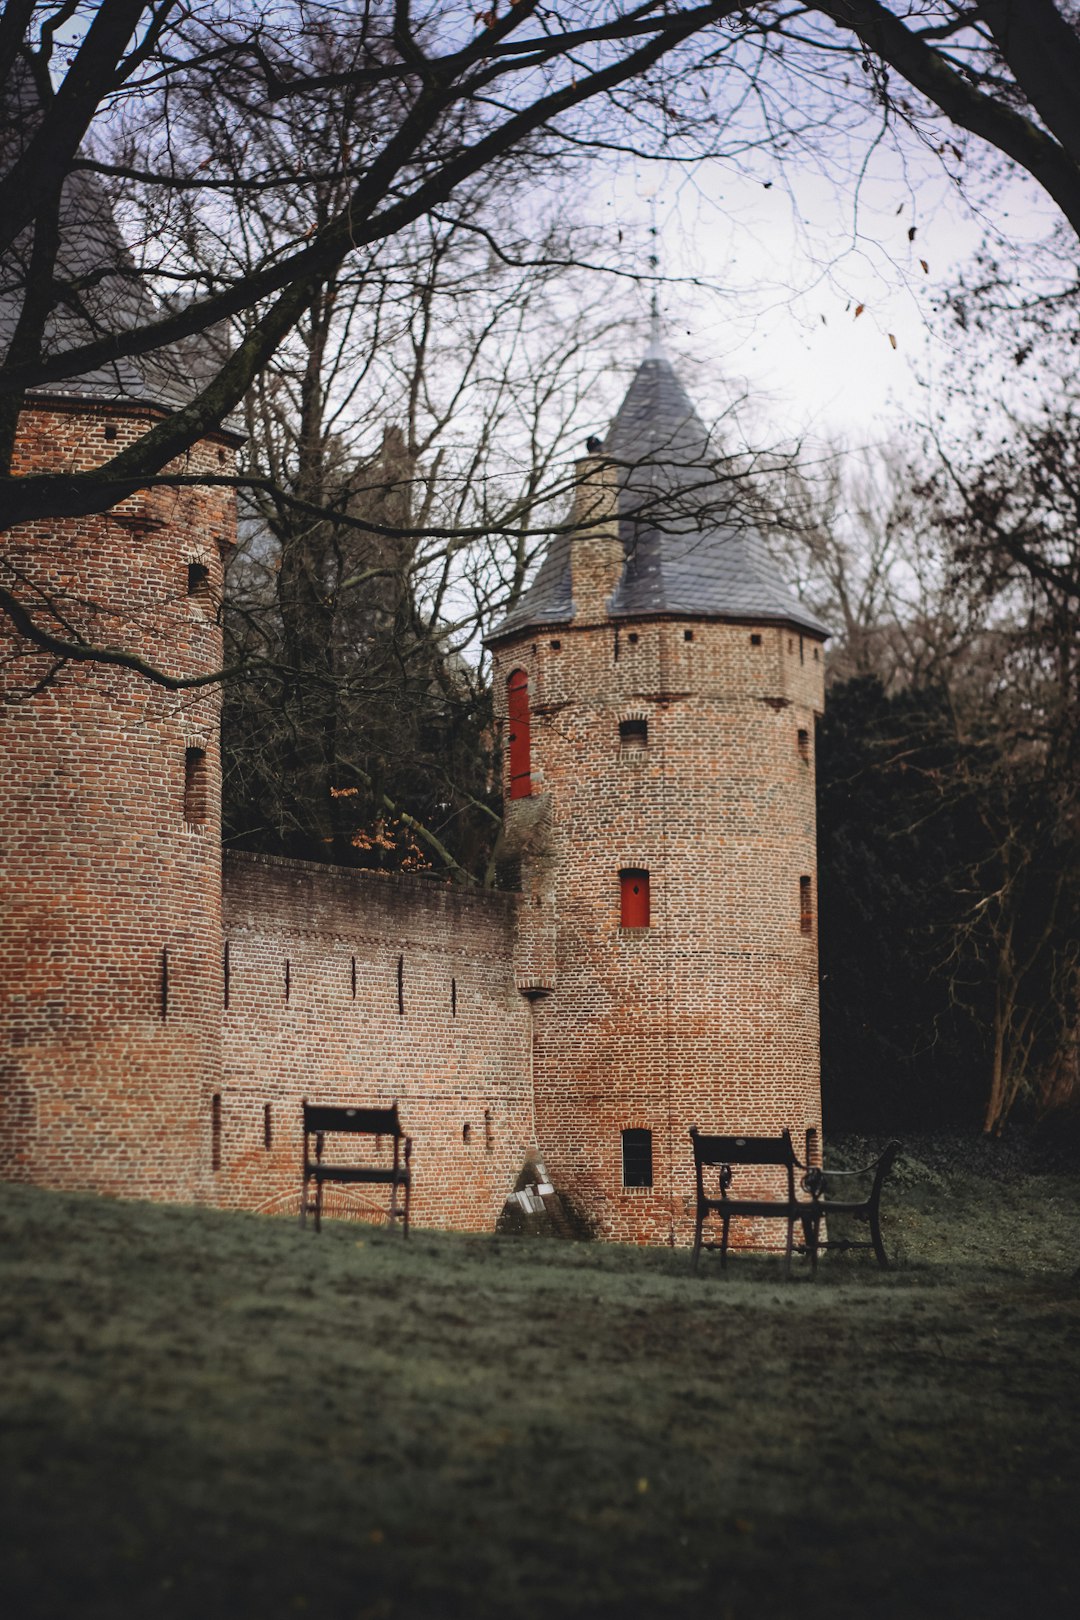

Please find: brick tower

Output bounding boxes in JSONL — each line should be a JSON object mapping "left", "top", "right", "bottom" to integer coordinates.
{"left": 0, "top": 133, "right": 235, "bottom": 1198}
{"left": 488, "top": 342, "right": 827, "bottom": 1244}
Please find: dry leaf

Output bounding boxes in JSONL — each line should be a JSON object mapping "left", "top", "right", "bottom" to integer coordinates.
{"left": 908, "top": 226, "right": 917, "bottom": 242}
{"left": 854, "top": 303, "right": 865, "bottom": 318}
{"left": 888, "top": 333, "right": 897, "bottom": 349}
{"left": 920, "top": 259, "right": 929, "bottom": 274}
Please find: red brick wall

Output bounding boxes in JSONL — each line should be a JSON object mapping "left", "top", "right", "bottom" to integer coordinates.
{"left": 491, "top": 615, "right": 825, "bottom": 1246}
{"left": 219, "top": 852, "right": 535, "bottom": 1229}
{"left": 0, "top": 400, "right": 233, "bottom": 1199}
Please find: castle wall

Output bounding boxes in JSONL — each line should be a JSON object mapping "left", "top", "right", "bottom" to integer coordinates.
{"left": 492, "top": 615, "right": 825, "bottom": 1245}
{"left": 0, "top": 401, "right": 232, "bottom": 1200}
{"left": 219, "top": 852, "right": 535, "bottom": 1228}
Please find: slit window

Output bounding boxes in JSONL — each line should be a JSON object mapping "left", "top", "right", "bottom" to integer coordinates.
{"left": 800, "top": 875, "right": 813, "bottom": 934}
{"left": 620, "top": 868, "right": 650, "bottom": 929}
{"left": 619, "top": 718, "right": 648, "bottom": 751}
{"left": 797, "top": 728, "right": 810, "bottom": 764}
{"left": 507, "top": 669, "right": 532, "bottom": 799}
{"left": 622, "top": 1128, "right": 653, "bottom": 1189}
{"left": 183, "top": 747, "right": 208, "bottom": 825}
{"left": 211, "top": 1094, "right": 222, "bottom": 1171}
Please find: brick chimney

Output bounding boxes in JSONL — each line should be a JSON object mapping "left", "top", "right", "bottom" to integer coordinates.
{"left": 569, "top": 454, "right": 622, "bottom": 621}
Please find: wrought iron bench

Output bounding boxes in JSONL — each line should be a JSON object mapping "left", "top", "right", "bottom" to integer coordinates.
{"left": 799, "top": 1139, "right": 901, "bottom": 1269}
{"left": 300, "top": 1102, "right": 412, "bottom": 1236}
{"left": 690, "top": 1127, "right": 820, "bottom": 1275}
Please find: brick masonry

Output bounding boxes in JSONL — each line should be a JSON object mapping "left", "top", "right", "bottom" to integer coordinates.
{"left": 1, "top": 403, "right": 825, "bottom": 1245}
{"left": 219, "top": 852, "right": 534, "bottom": 1229}
{"left": 1, "top": 400, "right": 231, "bottom": 1202}
{"left": 489, "top": 611, "right": 826, "bottom": 1246}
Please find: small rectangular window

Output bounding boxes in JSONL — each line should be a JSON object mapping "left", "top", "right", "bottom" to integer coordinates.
{"left": 797, "top": 728, "right": 810, "bottom": 764}
{"left": 619, "top": 718, "right": 648, "bottom": 750}
{"left": 620, "top": 868, "right": 650, "bottom": 928}
{"left": 184, "top": 746, "right": 208, "bottom": 825}
{"left": 187, "top": 561, "right": 211, "bottom": 604}
{"left": 800, "top": 875, "right": 813, "bottom": 934}
{"left": 750, "top": 633, "right": 762, "bottom": 647}
{"left": 622, "top": 1128, "right": 653, "bottom": 1188}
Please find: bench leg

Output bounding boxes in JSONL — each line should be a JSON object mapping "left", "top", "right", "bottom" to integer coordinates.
{"left": 869, "top": 1212, "right": 889, "bottom": 1269}
{"left": 691, "top": 1209, "right": 704, "bottom": 1273}
{"left": 402, "top": 1183, "right": 410, "bottom": 1240}
{"left": 720, "top": 1214, "right": 731, "bottom": 1272}
{"left": 314, "top": 1177, "right": 323, "bottom": 1234}
{"left": 300, "top": 1173, "right": 308, "bottom": 1228}
{"left": 784, "top": 1216, "right": 794, "bottom": 1277}
{"left": 802, "top": 1213, "right": 820, "bottom": 1277}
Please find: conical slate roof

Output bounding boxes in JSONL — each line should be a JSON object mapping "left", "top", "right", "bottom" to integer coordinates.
{"left": 491, "top": 345, "right": 827, "bottom": 640}
{"left": 0, "top": 53, "right": 222, "bottom": 414}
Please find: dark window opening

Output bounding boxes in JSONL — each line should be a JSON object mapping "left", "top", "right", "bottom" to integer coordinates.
{"left": 800, "top": 875, "right": 813, "bottom": 934}
{"left": 397, "top": 953, "right": 405, "bottom": 1015}
{"left": 683, "top": 628, "right": 694, "bottom": 642}
{"left": 451, "top": 976, "right": 457, "bottom": 1017}
{"left": 620, "top": 868, "right": 650, "bottom": 929}
{"left": 104, "top": 422, "right": 118, "bottom": 442}
{"left": 223, "top": 941, "right": 230, "bottom": 1009}
{"left": 750, "top": 633, "right": 762, "bottom": 647}
{"left": 351, "top": 956, "right": 357, "bottom": 999}
{"left": 160, "top": 947, "right": 169, "bottom": 1020}
{"left": 507, "top": 669, "right": 532, "bottom": 799}
{"left": 799, "top": 635, "right": 805, "bottom": 664}
{"left": 285, "top": 959, "right": 291, "bottom": 1001}
{"left": 211, "top": 1094, "right": 222, "bottom": 1171}
{"left": 183, "top": 746, "right": 208, "bottom": 825}
{"left": 622, "top": 1128, "right": 653, "bottom": 1188}
{"left": 462, "top": 1122, "right": 472, "bottom": 1145}
{"left": 217, "top": 447, "right": 226, "bottom": 464}
{"left": 813, "top": 646, "right": 820, "bottom": 661}
{"left": 619, "top": 718, "right": 648, "bottom": 750}
{"left": 797, "top": 728, "right": 810, "bottom": 764}
{"left": 485, "top": 1109, "right": 494, "bottom": 1151}
{"left": 264, "top": 1103, "right": 272, "bottom": 1151}
{"left": 627, "top": 631, "right": 639, "bottom": 645}
{"left": 549, "top": 639, "right": 561, "bottom": 651}
{"left": 187, "top": 561, "right": 211, "bottom": 603}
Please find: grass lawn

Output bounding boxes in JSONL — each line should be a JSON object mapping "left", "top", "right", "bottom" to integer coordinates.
{"left": 2, "top": 1139, "right": 1079, "bottom": 1620}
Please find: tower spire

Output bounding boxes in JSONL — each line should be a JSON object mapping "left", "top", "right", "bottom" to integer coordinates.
{"left": 645, "top": 207, "right": 665, "bottom": 359}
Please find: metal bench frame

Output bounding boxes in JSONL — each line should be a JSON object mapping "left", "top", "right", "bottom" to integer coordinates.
{"left": 690, "top": 1127, "right": 820, "bottom": 1276}
{"left": 300, "top": 1102, "right": 412, "bottom": 1236}
{"left": 800, "top": 1139, "right": 901, "bottom": 1269}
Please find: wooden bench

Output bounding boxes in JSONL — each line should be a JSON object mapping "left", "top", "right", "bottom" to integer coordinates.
{"left": 690, "top": 1127, "right": 819, "bottom": 1275}
{"left": 300, "top": 1103, "right": 412, "bottom": 1236}
{"left": 800, "top": 1139, "right": 901, "bottom": 1269}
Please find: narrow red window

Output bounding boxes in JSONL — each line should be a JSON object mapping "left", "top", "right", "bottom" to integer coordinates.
{"left": 507, "top": 669, "right": 532, "bottom": 799}
{"left": 620, "top": 868, "right": 650, "bottom": 928}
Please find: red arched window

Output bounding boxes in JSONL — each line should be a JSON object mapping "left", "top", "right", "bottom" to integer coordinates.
{"left": 620, "top": 868, "right": 650, "bottom": 928}
{"left": 507, "top": 669, "right": 532, "bottom": 799}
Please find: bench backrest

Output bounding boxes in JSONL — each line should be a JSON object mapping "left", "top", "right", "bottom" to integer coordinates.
{"left": 689, "top": 1127, "right": 797, "bottom": 1203}
{"left": 690, "top": 1128, "right": 796, "bottom": 1167}
{"left": 303, "top": 1103, "right": 403, "bottom": 1138}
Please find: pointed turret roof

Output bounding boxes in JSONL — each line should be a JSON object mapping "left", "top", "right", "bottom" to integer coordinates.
{"left": 0, "top": 52, "right": 224, "bottom": 414}
{"left": 490, "top": 346, "right": 827, "bottom": 641}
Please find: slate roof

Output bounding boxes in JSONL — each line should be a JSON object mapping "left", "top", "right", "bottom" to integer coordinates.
{"left": 0, "top": 54, "right": 225, "bottom": 415}
{"left": 491, "top": 345, "right": 828, "bottom": 641}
